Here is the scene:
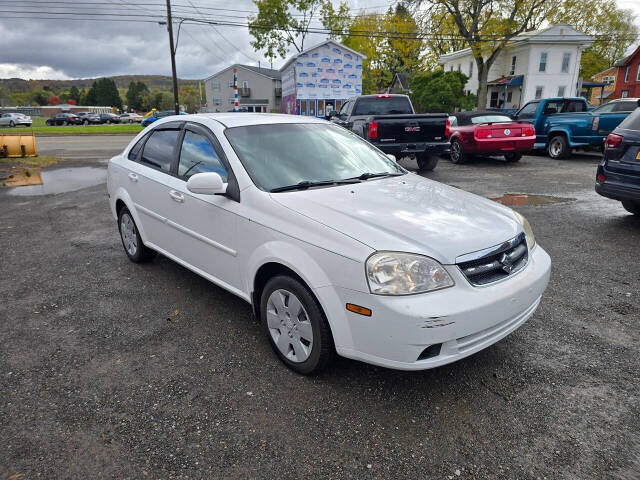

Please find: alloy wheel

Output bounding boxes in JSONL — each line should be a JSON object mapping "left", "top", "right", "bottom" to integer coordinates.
{"left": 120, "top": 213, "right": 138, "bottom": 256}
{"left": 266, "top": 289, "right": 313, "bottom": 363}
{"left": 550, "top": 138, "right": 562, "bottom": 157}
{"left": 451, "top": 141, "right": 461, "bottom": 162}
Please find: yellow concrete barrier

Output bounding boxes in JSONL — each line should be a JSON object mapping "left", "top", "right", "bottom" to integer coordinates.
{"left": 0, "top": 133, "right": 37, "bottom": 157}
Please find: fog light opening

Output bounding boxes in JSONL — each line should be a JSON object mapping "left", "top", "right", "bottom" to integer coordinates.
{"left": 417, "top": 343, "right": 442, "bottom": 361}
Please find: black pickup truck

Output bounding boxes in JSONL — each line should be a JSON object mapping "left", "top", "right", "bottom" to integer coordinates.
{"left": 328, "top": 94, "right": 450, "bottom": 171}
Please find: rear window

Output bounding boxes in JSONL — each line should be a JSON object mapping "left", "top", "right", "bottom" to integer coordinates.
{"left": 470, "top": 115, "right": 512, "bottom": 124}
{"left": 141, "top": 129, "right": 180, "bottom": 172}
{"left": 353, "top": 97, "right": 413, "bottom": 115}
{"left": 616, "top": 108, "right": 640, "bottom": 131}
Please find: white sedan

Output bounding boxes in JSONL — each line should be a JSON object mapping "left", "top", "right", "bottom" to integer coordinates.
{"left": 107, "top": 113, "right": 551, "bottom": 374}
{"left": 0, "top": 112, "right": 32, "bottom": 127}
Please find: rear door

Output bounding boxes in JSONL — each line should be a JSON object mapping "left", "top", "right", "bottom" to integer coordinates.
{"left": 162, "top": 123, "right": 241, "bottom": 291}
{"left": 125, "top": 123, "right": 183, "bottom": 254}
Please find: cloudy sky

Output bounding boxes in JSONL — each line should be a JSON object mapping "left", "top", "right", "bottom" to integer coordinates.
{"left": 1, "top": 0, "right": 639, "bottom": 81}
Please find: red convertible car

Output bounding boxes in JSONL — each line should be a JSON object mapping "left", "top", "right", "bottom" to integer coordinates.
{"left": 447, "top": 111, "right": 535, "bottom": 163}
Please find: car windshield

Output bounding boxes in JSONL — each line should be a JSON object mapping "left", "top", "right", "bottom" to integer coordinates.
{"left": 225, "top": 123, "right": 405, "bottom": 191}
{"left": 471, "top": 115, "right": 512, "bottom": 124}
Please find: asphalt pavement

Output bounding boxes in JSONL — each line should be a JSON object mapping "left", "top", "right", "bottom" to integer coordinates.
{"left": 1, "top": 144, "right": 639, "bottom": 479}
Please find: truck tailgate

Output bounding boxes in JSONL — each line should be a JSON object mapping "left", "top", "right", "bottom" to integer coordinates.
{"left": 371, "top": 114, "right": 448, "bottom": 143}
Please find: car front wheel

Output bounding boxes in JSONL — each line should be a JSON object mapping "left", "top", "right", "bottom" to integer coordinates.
{"left": 622, "top": 200, "right": 640, "bottom": 215}
{"left": 260, "top": 276, "right": 335, "bottom": 375}
{"left": 9, "top": 121, "right": 15, "bottom": 128}
{"left": 547, "top": 135, "right": 570, "bottom": 159}
{"left": 118, "top": 207, "right": 157, "bottom": 263}
{"left": 417, "top": 154, "right": 438, "bottom": 171}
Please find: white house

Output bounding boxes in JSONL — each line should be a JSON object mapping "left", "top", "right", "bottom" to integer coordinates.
{"left": 280, "top": 40, "right": 365, "bottom": 117}
{"left": 438, "top": 24, "right": 593, "bottom": 109}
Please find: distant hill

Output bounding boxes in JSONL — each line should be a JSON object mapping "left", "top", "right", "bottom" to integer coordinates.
{"left": 0, "top": 75, "right": 199, "bottom": 93}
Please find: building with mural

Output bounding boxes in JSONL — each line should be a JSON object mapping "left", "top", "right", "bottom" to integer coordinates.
{"left": 280, "top": 40, "right": 365, "bottom": 118}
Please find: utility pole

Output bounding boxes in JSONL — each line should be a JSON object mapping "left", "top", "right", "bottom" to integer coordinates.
{"left": 165, "top": 0, "right": 180, "bottom": 115}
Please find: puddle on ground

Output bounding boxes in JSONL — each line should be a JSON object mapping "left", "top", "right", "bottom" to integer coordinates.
{"left": 490, "top": 193, "right": 575, "bottom": 206}
{"left": 6, "top": 167, "right": 106, "bottom": 196}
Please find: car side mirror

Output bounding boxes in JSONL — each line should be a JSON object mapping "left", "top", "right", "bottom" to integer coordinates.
{"left": 186, "top": 172, "right": 228, "bottom": 195}
{"left": 386, "top": 154, "right": 397, "bottom": 162}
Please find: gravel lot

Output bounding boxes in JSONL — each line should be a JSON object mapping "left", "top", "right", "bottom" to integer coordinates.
{"left": 1, "top": 146, "right": 639, "bottom": 479}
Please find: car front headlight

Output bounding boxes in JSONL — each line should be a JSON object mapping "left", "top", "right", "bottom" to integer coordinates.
{"left": 514, "top": 211, "right": 536, "bottom": 249}
{"left": 366, "top": 252, "right": 454, "bottom": 295}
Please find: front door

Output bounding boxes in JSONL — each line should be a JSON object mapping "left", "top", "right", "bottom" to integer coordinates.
{"left": 125, "top": 124, "right": 183, "bottom": 254}
{"left": 163, "top": 124, "right": 241, "bottom": 292}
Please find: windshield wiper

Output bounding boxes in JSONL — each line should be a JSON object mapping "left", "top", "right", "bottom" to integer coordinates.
{"left": 270, "top": 179, "right": 359, "bottom": 193}
{"left": 346, "top": 172, "right": 405, "bottom": 181}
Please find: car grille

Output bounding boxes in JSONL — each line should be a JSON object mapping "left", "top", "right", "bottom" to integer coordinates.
{"left": 456, "top": 233, "right": 528, "bottom": 286}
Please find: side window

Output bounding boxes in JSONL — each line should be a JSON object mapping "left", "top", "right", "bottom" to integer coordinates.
{"left": 178, "top": 130, "right": 228, "bottom": 181}
{"left": 595, "top": 103, "right": 615, "bottom": 113}
{"left": 613, "top": 101, "right": 637, "bottom": 112}
{"left": 542, "top": 100, "right": 563, "bottom": 114}
{"left": 128, "top": 134, "right": 148, "bottom": 161}
{"left": 338, "top": 101, "right": 350, "bottom": 118}
{"left": 517, "top": 102, "right": 539, "bottom": 119}
{"left": 564, "top": 101, "right": 585, "bottom": 113}
{"left": 141, "top": 129, "right": 180, "bottom": 172}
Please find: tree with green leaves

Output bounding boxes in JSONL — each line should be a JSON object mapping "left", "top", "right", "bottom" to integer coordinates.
{"left": 341, "top": 4, "right": 424, "bottom": 94}
{"left": 126, "top": 81, "right": 149, "bottom": 111}
{"left": 248, "top": 0, "right": 350, "bottom": 60}
{"left": 84, "top": 83, "right": 97, "bottom": 106}
{"left": 91, "top": 78, "right": 122, "bottom": 109}
{"left": 410, "top": 70, "right": 475, "bottom": 112}
{"left": 69, "top": 85, "right": 81, "bottom": 103}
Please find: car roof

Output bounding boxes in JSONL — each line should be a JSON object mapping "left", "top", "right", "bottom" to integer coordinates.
{"left": 194, "top": 112, "right": 326, "bottom": 128}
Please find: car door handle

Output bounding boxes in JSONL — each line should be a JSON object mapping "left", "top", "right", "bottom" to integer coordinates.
{"left": 128, "top": 172, "right": 138, "bottom": 182}
{"left": 169, "top": 190, "right": 184, "bottom": 203}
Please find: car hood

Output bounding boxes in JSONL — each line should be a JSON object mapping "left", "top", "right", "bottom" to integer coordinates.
{"left": 270, "top": 173, "right": 522, "bottom": 264}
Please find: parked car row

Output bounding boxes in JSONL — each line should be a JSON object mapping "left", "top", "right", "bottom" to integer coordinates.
{"left": 45, "top": 112, "right": 123, "bottom": 126}
{"left": 0, "top": 112, "right": 32, "bottom": 127}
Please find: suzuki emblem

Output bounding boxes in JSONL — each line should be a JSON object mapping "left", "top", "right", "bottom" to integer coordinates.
{"left": 504, "top": 129, "right": 511, "bottom": 136}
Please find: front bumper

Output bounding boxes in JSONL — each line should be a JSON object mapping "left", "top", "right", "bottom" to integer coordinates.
{"left": 315, "top": 245, "right": 551, "bottom": 370}
{"left": 375, "top": 141, "right": 450, "bottom": 157}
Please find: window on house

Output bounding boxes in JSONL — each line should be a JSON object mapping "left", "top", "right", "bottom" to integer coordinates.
{"left": 469, "top": 61, "right": 473, "bottom": 79}
{"left": 457, "top": 63, "right": 461, "bottom": 72}
{"left": 636, "top": 66, "right": 640, "bottom": 82}
{"left": 561, "top": 53, "right": 571, "bottom": 73}
{"left": 625, "top": 67, "right": 630, "bottom": 82}
{"left": 212, "top": 82, "right": 221, "bottom": 91}
{"left": 539, "top": 52, "right": 547, "bottom": 72}
{"left": 510, "top": 56, "right": 516, "bottom": 75}
{"left": 507, "top": 92, "right": 513, "bottom": 103}
{"left": 228, "top": 80, "right": 234, "bottom": 88}
{"left": 621, "top": 90, "right": 629, "bottom": 98}
{"left": 490, "top": 91, "right": 499, "bottom": 108}
{"left": 449, "top": 65, "right": 454, "bottom": 72}
{"left": 535, "top": 86, "right": 544, "bottom": 99}
{"left": 228, "top": 98, "right": 235, "bottom": 105}
{"left": 242, "top": 81, "right": 249, "bottom": 88}
{"left": 212, "top": 98, "right": 221, "bottom": 106}
{"left": 557, "top": 85, "right": 566, "bottom": 97}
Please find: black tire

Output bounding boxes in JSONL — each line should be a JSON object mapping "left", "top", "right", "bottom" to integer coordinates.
{"left": 117, "top": 207, "right": 157, "bottom": 263}
{"left": 9, "top": 121, "right": 15, "bottom": 128}
{"left": 621, "top": 200, "right": 640, "bottom": 215}
{"left": 449, "top": 139, "right": 468, "bottom": 164}
{"left": 107, "top": 120, "right": 111, "bottom": 124}
{"left": 63, "top": 121, "right": 69, "bottom": 126}
{"left": 83, "top": 119, "right": 89, "bottom": 125}
{"left": 46, "top": 120, "right": 52, "bottom": 126}
{"left": 417, "top": 154, "right": 438, "bottom": 171}
{"left": 547, "top": 135, "right": 571, "bottom": 159}
{"left": 504, "top": 152, "right": 522, "bottom": 162}
{"left": 260, "top": 275, "right": 335, "bottom": 375}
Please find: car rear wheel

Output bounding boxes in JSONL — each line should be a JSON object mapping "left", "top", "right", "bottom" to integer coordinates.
{"left": 450, "top": 139, "right": 468, "bottom": 164}
{"left": 504, "top": 152, "right": 522, "bottom": 162}
{"left": 118, "top": 207, "right": 157, "bottom": 263}
{"left": 621, "top": 200, "right": 640, "bottom": 215}
{"left": 260, "top": 275, "right": 335, "bottom": 375}
{"left": 547, "top": 135, "right": 570, "bottom": 159}
{"left": 83, "top": 119, "right": 89, "bottom": 125}
{"left": 417, "top": 154, "right": 438, "bottom": 171}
